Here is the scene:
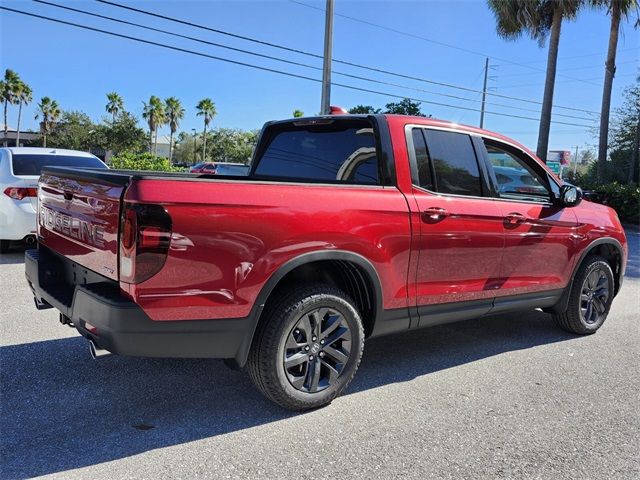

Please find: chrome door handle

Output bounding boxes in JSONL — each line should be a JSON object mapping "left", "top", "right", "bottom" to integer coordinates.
{"left": 422, "top": 207, "right": 449, "bottom": 224}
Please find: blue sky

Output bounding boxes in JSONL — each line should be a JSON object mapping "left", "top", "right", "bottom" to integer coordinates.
{"left": 1, "top": 0, "right": 638, "bottom": 153}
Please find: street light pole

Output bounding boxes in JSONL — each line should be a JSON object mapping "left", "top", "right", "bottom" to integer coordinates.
{"left": 191, "top": 128, "right": 197, "bottom": 166}
{"left": 320, "top": 0, "right": 334, "bottom": 115}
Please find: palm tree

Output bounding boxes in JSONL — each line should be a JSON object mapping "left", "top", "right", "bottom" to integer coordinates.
{"left": 142, "top": 96, "right": 166, "bottom": 155}
{"left": 487, "top": 0, "right": 582, "bottom": 161}
{"left": 35, "top": 97, "right": 61, "bottom": 148}
{"left": 105, "top": 92, "right": 124, "bottom": 123}
{"left": 14, "top": 80, "right": 32, "bottom": 147}
{"left": 292, "top": 109, "right": 304, "bottom": 118}
{"left": 591, "top": 0, "right": 638, "bottom": 181}
{"left": 165, "top": 97, "right": 185, "bottom": 163}
{"left": 196, "top": 98, "right": 217, "bottom": 161}
{"left": 0, "top": 69, "right": 20, "bottom": 147}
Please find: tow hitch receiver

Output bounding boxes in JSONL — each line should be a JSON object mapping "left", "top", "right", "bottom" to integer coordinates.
{"left": 59, "top": 313, "right": 73, "bottom": 327}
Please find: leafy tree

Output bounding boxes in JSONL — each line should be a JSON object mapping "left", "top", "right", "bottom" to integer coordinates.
{"left": 173, "top": 128, "right": 258, "bottom": 164}
{"left": 98, "top": 111, "right": 147, "bottom": 154}
{"left": 579, "top": 149, "right": 596, "bottom": 165}
{"left": 384, "top": 98, "right": 427, "bottom": 116}
{"left": 35, "top": 96, "right": 61, "bottom": 148}
{"left": 207, "top": 128, "right": 258, "bottom": 164}
{"left": 0, "top": 69, "right": 20, "bottom": 147}
{"left": 14, "top": 80, "right": 32, "bottom": 147}
{"left": 348, "top": 105, "right": 381, "bottom": 114}
{"left": 609, "top": 84, "right": 640, "bottom": 184}
{"left": 165, "top": 97, "right": 185, "bottom": 163}
{"left": 292, "top": 109, "right": 304, "bottom": 118}
{"left": 487, "top": 0, "right": 582, "bottom": 161}
{"left": 105, "top": 92, "right": 124, "bottom": 124}
{"left": 590, "top": 0, "right": 638, "bottom": 180}
{"left": 573, "top": 85, "right": 640, "bottom": 185}
{"left": 173, "top": 131, "right": 200, "bottom": 165}
{"left": 196, "top": 98, "right": 217, "bottom": 162}
{"left": 42, "top": 111, "right": 96, "bottom": 150}
{"left": 142, "top": 96, "right": 166, "bottom": 156}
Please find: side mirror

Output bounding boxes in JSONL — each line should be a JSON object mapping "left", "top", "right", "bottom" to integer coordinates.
{"left": 559, "top": 184, "right": 582, "bottom": 207}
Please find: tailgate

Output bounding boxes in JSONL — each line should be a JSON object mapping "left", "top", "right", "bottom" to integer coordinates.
{"left": 38, "top": 167, "right": 130, "bottom": 281}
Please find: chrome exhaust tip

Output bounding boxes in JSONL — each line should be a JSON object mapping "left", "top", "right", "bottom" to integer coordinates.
{"left": 89, "top": 340, "right": 111, "bottom": 359}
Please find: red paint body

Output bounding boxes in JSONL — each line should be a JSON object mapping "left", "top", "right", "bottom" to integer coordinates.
{"left": 36, "top": 115, "right": 628, "bottom": 328}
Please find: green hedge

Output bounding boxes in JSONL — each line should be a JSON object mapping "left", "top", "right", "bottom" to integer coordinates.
{"left": 585, "top": 182, "right": 639, "bottom": 226}
{"left": 109, "top": 152, "right": 182, "bottom": 172}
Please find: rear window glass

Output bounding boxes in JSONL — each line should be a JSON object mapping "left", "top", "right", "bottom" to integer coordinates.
{"left": 12, "top": 154, "right": 106, "bottom": 176}
{"left": 253, "top": 120, "right": 379, "bottom": 185}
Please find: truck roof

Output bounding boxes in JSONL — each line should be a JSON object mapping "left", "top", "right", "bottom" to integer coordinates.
{"left": 269, "top": 113, "right": 539, "bottom": 163}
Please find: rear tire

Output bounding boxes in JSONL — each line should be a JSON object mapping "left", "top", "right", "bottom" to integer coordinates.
{"left": 553, "top": 255, "right": 614, "bottom": 335}
{"left": 247, "top": 284, "right": 365, "bottom": 411}
{"left": 0, "top": 240, "right": 10, "bottom": 254}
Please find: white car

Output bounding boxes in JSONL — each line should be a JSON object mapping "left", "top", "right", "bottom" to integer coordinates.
{"left": 0, "top": 147, "right": 107, "bottom": 253}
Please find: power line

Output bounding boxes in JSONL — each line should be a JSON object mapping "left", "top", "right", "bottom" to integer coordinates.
{"left": 512, "top": 47, "right": 638, "bottom": 65}
{"left": 33, "top": 0, "right": 592, "bottom": 121}
{"left": 497, "top": 60, "right": 638, "bottom": 78}
{"left": 33, "top": 0, "right": 324, "bottom": 72}
{"left": 287, "top": 0, "right": 602, "bottom": 87}
{"left": 0, "top": 6, "right": 596, "bottom": 129}
{"left": 94, "top": 0, "right": 601, "bottom": 116}
{"left": 499, "top": 72, "right": 639, "bottom": 89}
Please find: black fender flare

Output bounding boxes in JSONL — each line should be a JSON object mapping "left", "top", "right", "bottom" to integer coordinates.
{"left": 552, "top": 237, "right": 625, "bottom": 313}
{"left": 232, "top": 250, "right": 384, "bottom": 368}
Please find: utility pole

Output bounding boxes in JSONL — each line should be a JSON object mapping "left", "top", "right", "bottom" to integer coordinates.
{"left": 479, "top": 57, "right": 489, "bottom": 129}
{"left": 573, "top": 145, "right": 579, "bottom": 177}
{"left": 320, "top": 0, "right": 334, "bottom": 115}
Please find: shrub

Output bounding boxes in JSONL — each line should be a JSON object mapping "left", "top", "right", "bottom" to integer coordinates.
{"left": 109, "top": 151, "right": 181, "bottom": 172}
{"left": 588, "top": 182, "right": 640, "bottom": 226}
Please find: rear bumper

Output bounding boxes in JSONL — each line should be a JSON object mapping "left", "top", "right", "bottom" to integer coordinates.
{"left": 25, "top": 248, "right": 252, "bottom": 359}
{"left": 0, "top": 198, "right": 36, "bottom": 240}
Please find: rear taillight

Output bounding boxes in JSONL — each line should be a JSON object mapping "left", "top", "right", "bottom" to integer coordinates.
{"left": 119, "top": 203, "right": 172, "bottom": 284}
{"left": 4, "top": 187, "right": 37, "bottom": 200}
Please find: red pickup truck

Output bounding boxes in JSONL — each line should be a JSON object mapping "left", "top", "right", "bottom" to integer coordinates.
{"left": 26, "top": 114, "right": 627, "bottom": 410}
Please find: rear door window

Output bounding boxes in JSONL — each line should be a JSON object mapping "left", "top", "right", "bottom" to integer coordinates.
{"left": 422, "top": 129, "right": 483, "bottom": 197}
{"left": 11, "top": 154, "right": 106, "bottom": 176}
{"left": 253, "top": 119, "right": 379, "bottom": 185}
{"left": 411, "top": 128, "right": 435, "bottom": 191}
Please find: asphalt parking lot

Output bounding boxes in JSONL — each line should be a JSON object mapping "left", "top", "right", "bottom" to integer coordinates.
{"left": 1, "top": 231, "right": 638, "bottom": 480}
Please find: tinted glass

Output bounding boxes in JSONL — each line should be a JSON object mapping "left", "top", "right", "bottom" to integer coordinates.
{"left": 254, "top": 122, "right": 379, "bottom": 185}
{"left": 411, "top": 128, "right": 434, "bottom": 190}
{"left": 423, "top": 130, "right": 482, "bottom": 196}
{"left": 215, "top": 164, "right": 249, "bottom": 176}
{"left": 12, "top": 154, "right": 106, "bottom": 176}
{"left": 484, "top": 141, "right": 550, "bottom": 201}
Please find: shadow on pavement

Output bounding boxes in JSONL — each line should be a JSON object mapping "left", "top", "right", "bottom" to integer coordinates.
{"left": 623, "top": 228, "right": 639, "bottom": 278}
{"left": 0, "top": 309, "right": 575, "bottom": 479}
{"left": 0, "top": 250, "right": 27, "bottom": 265}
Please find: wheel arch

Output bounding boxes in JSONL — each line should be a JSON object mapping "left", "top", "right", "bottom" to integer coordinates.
{"left": 552, "top": 237, "right": 624, "bottom": 314}
{"left": 233, "top": 250, "right": 383, "bottom": 368}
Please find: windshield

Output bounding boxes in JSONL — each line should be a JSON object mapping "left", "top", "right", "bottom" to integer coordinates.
{"left": 11, "top": 154, "right": 106, "bottom": 176}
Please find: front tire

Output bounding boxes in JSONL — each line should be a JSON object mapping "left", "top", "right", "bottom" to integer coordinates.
{"left": 553, "top": 255, "right": 614, "bottom": 334}
{"left": 247, "top": 284, "right": 365, "bottom": 411}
